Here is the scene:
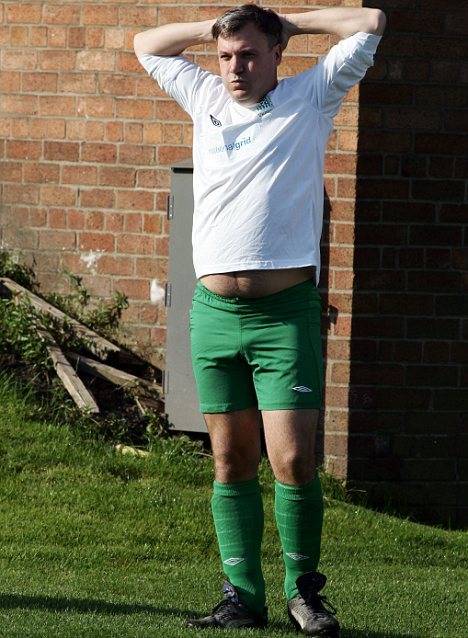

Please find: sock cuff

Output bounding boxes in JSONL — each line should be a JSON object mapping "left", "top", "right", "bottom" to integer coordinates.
{"left": 275, "top": 475, "right": 322, "bottom": 501}
{"left": 213, "top": 476, "right": 260, "bottom": 497}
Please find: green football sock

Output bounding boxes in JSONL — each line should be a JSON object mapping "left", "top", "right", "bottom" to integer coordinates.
{"left": 275, "top": 476, "right": 324, "bottom": 600}
{"left": 212, "top": 477, "right": 265, "bottom": 614}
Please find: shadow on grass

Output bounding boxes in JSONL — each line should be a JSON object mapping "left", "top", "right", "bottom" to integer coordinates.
{"left": 0, "top": 593, "right": 197, "bottom": 617}
{"left": 268, "top": 618, "right": 421, "bottom": 637}
{"left": 0, "top": 595, "right": 423, "bottom": 637}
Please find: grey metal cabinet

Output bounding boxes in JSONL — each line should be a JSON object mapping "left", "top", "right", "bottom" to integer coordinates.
{"left": 164, "top": 160, "right": 207, "bottom": 433}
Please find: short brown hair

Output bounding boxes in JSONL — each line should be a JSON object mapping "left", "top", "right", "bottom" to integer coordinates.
{"left": 212, "top": 4, "right": 283, "bottom": 49}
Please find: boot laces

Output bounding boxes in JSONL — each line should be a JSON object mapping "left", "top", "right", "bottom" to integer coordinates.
{"left": 303, "top": 591, "right": 337, "bottom": 616}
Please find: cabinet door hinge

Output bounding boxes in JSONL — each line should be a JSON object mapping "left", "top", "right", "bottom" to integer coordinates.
{"left": 167, "top": 194, "right": 174, "bottom": 220}
{"left": 165, "top": 282, "right": 172, "bottom": 307}
{"left": 162, "top": 369, "right": 169, "bottom": 394}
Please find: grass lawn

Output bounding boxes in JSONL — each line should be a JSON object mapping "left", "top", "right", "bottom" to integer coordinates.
{"left": 0, "top": 373, "right": 466, "bottom": 638}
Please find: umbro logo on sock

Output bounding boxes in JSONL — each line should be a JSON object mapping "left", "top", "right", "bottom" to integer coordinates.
{"left": 224, "top": 557, "right": 245, "bottom": 566}
{"left": 292, "top": 386, "right": 312, "bottom": 393}
{"left": 286, "top": 552, "right": 309, "bottom": 561}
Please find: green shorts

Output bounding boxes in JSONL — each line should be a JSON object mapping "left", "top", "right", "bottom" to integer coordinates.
{"left": 190, "top": 280, "right": 323, "bottom": 413}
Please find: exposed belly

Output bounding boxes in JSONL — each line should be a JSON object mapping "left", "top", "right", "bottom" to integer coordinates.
{"left": 200, "top": 266, "right": 316, "bottom": 298}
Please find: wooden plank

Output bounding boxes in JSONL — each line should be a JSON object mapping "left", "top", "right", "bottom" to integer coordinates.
{"left": 0, "top": 277, "right": 120, "bottom": 359}
{"left": 67, "top": 351, "right": 162, "bottom": 394}
{"left": 37, "top": 329, "right": 100, "bottom": 414}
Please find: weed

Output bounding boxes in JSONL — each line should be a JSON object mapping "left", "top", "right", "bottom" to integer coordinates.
{"left": 0, "top": 253, "right": 163, "bottom": 448}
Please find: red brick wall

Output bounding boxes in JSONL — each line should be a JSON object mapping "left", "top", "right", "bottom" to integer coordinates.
{"left": 0, "top": 0, "right": 361, "bottom": 366}
{"left": 1, "top": 2, "right": 466, "bottom": 526}
{"left": 343, "top": 0, "right": 467, "bottom": 527}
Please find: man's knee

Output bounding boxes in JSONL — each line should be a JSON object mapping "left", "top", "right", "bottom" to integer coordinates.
{"left": 212, "top": 445, "right": 260, "bottom": 483}
{"left": 272, "top": 450, "right": 316, "bottom": 486}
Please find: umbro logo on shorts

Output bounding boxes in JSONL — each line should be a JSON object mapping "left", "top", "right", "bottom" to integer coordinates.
{"left": 224, "top": 557, "right": 245, "bottom": 566}
{"left": 292, "top": 386, "right": 312, "bottom": 393}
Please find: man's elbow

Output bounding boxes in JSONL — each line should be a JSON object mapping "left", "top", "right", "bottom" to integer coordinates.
{"left": 133, "top": 32, "right": 146, "bottom": 58}
{"left": 368, "top": 8, "right": 386, "bottom": 36}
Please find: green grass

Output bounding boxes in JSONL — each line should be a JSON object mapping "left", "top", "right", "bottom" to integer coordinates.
{"left": 0, "top": 373, "right": 466, "bottom": 638}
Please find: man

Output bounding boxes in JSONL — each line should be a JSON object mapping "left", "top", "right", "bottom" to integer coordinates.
{"left": 134, "top": 4, "right": 385, "bottom": 636}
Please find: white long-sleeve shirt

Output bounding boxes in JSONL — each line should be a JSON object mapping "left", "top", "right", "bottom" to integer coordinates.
{"left": 139, "top": 32, "right": 381, "bottom": 281}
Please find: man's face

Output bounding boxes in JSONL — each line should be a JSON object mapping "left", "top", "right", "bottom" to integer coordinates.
{"left": 217, "top": 23, "right": 282, "bottom": 106}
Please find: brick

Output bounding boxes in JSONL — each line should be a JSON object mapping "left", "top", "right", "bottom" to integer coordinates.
{"left": 0, "top": 70, "right": 21, "bottom": 92}
{"left": 406, "top": 318, "right": 460, "bottom": 340}
{"left": 382, "top": 201, "right": 435, "bottom": 223}
{"left": 436, "top": 295, "right": 468, "bottom": 317}
{"left": 116, "top": 98, "right": 154, "bottom": 120}
{"left": 77, "top": 97, "right": 114, "bottom": 118}
{"left": 39, "top": 96, "right": 76, "bottom": 117}
{"left": 29, "top": 27, "right": 47, "bottom": 47}
{"left": 10, "top": 26, "right": 29, "bottom": 46}
{"left": 85, "top": 211, "right": 105, "bottom": 231}
{"left": 48, "top": 208, "right": 67, "bottom": 229}
{"left": 117, "top": 190, "right": 154, "bottom": 212}
{"left": 408, "top": 271, "right": 462, "bottom": 292}
{"left": 80, "top": 189, "right": 114, "bottom": 209}
{"left": 119, "top": 6, "right": 158, "bottom": 27}
{"left": 1, "top": 94, "right": 38, "bottom": 116}
{"left": 2, "top": 49, "right": 37, "bottom": 70}
{"left": 6, "top": 3, "right": 41, "bottom": 23}
{"left": 98, "top": 255, "right": 134, "bottom": 277}
{"left": 86, "top": 27, "right": 104, "bottom": 49}
{"left": 116, "top": 234, "right": 155, "bottom": 255}
{"left": 39, "top": 229, "right": 76, "bottom": 251}
{"left": 44, "top": 5, "right": 81, "bottom": 25}
{"left": 409, "top": 224, "right": 463, "bottom": 246}
{"left": 119, "top": 144, "right": 154, "bottom": 165}
{"left": 22, "top": 72, "right": 58, "bottom": 94}
{"left": 99, "top": 74, "right": 136, "bottom": 96}
{"left": 104, "top": 212, "right": 124, "bottom": 232}
{"left": 124, "top": 123, "right": 143, "bottom": 144}
{"left": 105, "top": 28, "right": 125, "bottom": 50}
{"left": 118, "top": 51, "right": 142, "bottom": 74}
{"left": 83, "top": 6, "right": 118, "bottom": 26}
{"left": 41, "top": 185, "right": 77, "bottom": 207}
{"left": 69, "top": 27, "right": 86, "bottom": 49}
{"left": 415, "top": 85, "right": 466, "bottom": 108}
{"left": 106, "top": 121, "right": 123, "bottom": 142}
{"left": 60, "top": 73, "right": 97, "bottom": 94}
{"left": 61, "top": 164, "right": 98, "bottom": 186}
{"left": 158, "top": 145, "right": 192, "bottom": 165}
{"left": 3, "top": 183, "right": 39, "bottom": 205}
{"left": 412, "top": 179, "right": 465, "bottom": 202}
{"left": 76, "top": 51, "right": 115, "bottom": 72}
{"left": 136, "top": 168, "right": 170, "bottom": 190}
{"left": 406, "top": 364, "right": 459, "bottom": 387}
{"left": 81, "top": 143, "right": 117, "bottom": 164}
{"left": 40, "top": 50, "right": 76, "bottom": 71}
{"left": 380, "top": 293, "right": 433, "bottom": 316}
{"left": 0, "top": 161, "right": 22, "bottom": 181}
{"left": 48, "top": 26, "right": 67, "bottom": 49}
{"left": 24, "top": 163, "right": 59, "bottom": 184}
{"left": 99, "top": 166, "right": 136, "bottom": 188}
{"left": 7, "top": 140, "right": 41, "bottom": 160}
{"left": 44, "top": 141, "right": 79, "bottom": 161}
{"left": 67, "top": 120, "right": 105, "bottom": 142}
{"left": 439, "top": 204, "right": 467, "bottom": 224}
{"left": 78, "top": 232, "right": 115, "bottom": 253}
{"left": 389, "top": 10, "right": 445, "bottom": 34}
{"left": 114, "top": 278, "right": 150, "bottom": 301}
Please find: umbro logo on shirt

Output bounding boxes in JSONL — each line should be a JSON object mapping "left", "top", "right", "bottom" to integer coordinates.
{"left": 210, "top": 114, "right": 222, "bottom": 127}
{"left": 292, "top": 386, "right": 313, "bottom": 393}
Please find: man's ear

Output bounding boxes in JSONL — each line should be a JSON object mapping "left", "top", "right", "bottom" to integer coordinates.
{"left": 274, "top": 43, "right": 283, "bottom": 66}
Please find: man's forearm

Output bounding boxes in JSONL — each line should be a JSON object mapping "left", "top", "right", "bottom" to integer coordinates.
{"left": 134, "top": 20, "right": 215, "bottom": 57}
{"left": 282, "top": 8, "right": 386, "bottom": 41}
